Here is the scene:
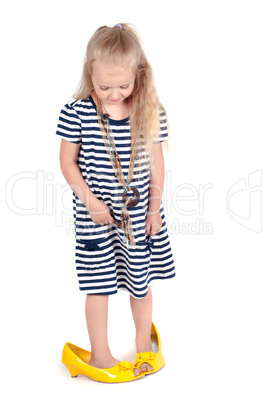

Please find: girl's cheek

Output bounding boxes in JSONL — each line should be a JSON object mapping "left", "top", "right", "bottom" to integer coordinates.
{"left": 96, "top": 90, "right": 106, "bottom": 100}
{"left": 100, "top": 90, "right": 109, "bottom": 98}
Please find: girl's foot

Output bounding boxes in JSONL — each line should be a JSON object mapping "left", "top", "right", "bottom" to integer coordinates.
{"left": 133, "top": 339, "right": 154, "bottom": 376}
{"left": 90, "top": 355, "right": 143, "bottom": 377}
{"left": 133, "top": 367, "right": 143, "bottom": 376}
{"left": 134, "top": 362, "right": 153, "bottom": 376}
{"left": 89, "top": 355, "right": 120, "bottom": 369}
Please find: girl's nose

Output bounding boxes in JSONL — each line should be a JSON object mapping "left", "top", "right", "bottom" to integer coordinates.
{"left": 110, "top": 88, "right": 119, "bottom": 99}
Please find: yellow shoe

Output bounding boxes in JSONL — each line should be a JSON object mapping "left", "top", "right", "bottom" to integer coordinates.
{"left": 61, "top": 342, "right": 145, "bottom": 383}
{"left": 134, "top": 322, "right": 165, "bottom": 375}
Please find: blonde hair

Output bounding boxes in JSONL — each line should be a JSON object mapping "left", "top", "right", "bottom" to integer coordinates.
{"left": 73, "top": 23, "right": 169, "bottom": 178}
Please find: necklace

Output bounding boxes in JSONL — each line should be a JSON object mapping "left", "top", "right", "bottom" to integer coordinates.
{"left": 99, "top": 102, "right": 140, "bottom": 248}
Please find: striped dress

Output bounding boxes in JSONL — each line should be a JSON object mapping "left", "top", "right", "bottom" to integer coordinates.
{"left": 56, "top": 96, "right": 175, "bottom": 298}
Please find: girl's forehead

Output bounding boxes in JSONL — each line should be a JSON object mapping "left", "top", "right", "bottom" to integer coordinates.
{"left": 93, "top": 59, "right": 134, "bottom": 73}
{"left": 92, "top": 60, "right": 135, "bottom": 83}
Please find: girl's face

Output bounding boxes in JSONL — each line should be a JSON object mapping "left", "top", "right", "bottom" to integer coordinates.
{"left": 91, "top": 60, "right": 135, "bottom": 106}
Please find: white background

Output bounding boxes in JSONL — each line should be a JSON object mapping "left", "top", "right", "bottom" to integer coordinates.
{"left": 1, "top": 0, "right": 266, "bottom": 401}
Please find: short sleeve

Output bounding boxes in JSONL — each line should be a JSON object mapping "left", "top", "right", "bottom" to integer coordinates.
{"left": 55, "top": 103, "right": 81, "bottom": 144}
{"left": 153, "top": 109, "right": 168, "bottom": 144}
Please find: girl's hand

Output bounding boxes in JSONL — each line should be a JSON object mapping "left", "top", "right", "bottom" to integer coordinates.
{"left": 145, "top": 211, "right": 162, "bottom": 236}
{"left": 89, "top": 199, "right": 115, "bottom": 226}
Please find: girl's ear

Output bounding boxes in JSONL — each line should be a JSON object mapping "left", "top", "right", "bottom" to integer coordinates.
{"left": 133, "top": 64, "right": 145, "bottom": 92}
{"left": 134, "top": 62, "right": 150, "bottom": 96}
{"left": 86, "top": 74, "right": 93, "bottom": 93}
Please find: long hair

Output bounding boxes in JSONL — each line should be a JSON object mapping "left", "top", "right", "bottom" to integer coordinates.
{"left": 73, "top": 23, "right": 169, "bottom": 178}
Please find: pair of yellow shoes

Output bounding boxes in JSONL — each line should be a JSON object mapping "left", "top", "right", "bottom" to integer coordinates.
{"left": 61, "top": 322, "right": 165, "bottom": 383}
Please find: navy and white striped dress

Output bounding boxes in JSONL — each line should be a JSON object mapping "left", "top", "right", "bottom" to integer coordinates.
{"left": 56, "top": 96, "right": 175, "bottom": 298}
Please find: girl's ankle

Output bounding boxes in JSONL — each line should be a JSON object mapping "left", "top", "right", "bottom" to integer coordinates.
{"left": 136, "top": 336, "right": 152, "bottom": 353}
{"left": 89, "top": 353, "right": 120, "bottom": 369}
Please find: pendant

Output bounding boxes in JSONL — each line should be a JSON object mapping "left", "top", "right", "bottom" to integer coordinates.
{"left": 122, "top": 186, "right": 140, "bottom": 207}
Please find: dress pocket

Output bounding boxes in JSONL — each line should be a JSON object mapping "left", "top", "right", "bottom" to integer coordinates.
{"left": 122, "top": 235, "right": 155, "bottom": 272}
{"left": 76, "top": 236, "right": 115, "bottom": 270}
{"left": 134, "top": 235, "right": 154, "bottom": 256}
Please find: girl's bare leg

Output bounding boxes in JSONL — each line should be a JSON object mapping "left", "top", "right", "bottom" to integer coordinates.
{"left": 130, "top": 286, "right": 154, "bottom": 375}
{"left": 85, "top": 294, "right": 119, "bottom": 368}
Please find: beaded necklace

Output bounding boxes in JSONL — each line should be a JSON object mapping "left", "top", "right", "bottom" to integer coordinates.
{"left": 99, "top": 103, "right": 140, "bottom": 248}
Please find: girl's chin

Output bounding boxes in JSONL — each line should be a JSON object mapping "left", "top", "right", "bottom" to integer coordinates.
{"left": 109, "top": 99, "right": 122, "bottom": 103}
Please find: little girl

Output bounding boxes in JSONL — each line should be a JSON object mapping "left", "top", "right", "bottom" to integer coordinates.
{"left": 56, "top": 23, "right": 176, "bottom": 382}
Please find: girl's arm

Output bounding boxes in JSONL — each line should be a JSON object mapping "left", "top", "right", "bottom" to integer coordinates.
{"left": 59, "top": 139, "right": 114, "bottom": 224}
{"left": 146, "top": 142, "right": 165, "bottom": 236}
